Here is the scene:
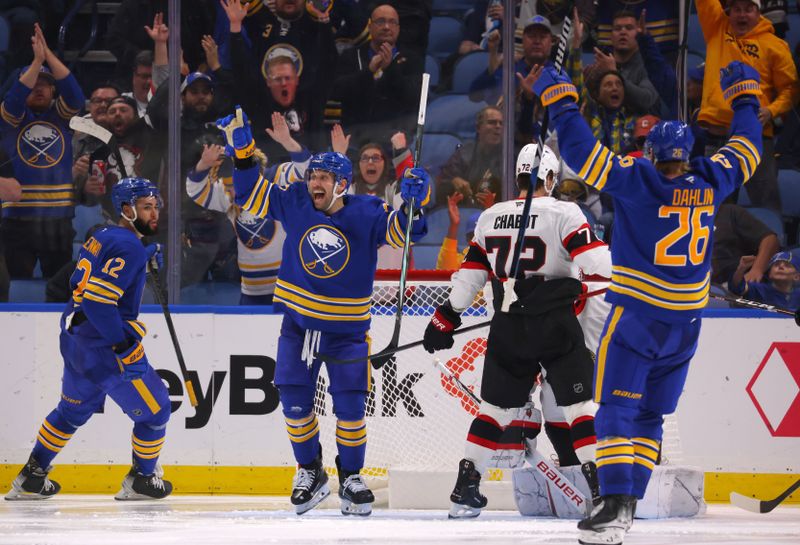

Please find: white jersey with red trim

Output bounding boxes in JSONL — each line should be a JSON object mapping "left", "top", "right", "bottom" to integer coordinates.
{"left": 449, "top": 196, "right": 610, "bottom": 311}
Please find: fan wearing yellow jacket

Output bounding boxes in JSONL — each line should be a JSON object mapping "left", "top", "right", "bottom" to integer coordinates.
{"left": 696, "top": 0, "right": 799, "bottom": 212}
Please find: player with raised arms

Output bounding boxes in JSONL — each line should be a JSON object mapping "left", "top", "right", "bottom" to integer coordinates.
{"left": 216, "top": 106, "right": 429, "bottom": 516}
{"left": 5, "top": 177, "right": 172, "bottom": 501}
{"left": 422, "top": 142, "right": 611, "bottom": 518}
{"left": 529, "top": 59, "right": 763, "bottom": 544}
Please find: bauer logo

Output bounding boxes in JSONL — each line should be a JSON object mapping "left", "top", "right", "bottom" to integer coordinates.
{"left": 746, "top": 342, "right": 800, "bottom": 437}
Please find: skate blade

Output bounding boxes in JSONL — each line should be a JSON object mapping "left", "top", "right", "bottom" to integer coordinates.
{"left": 448, "top": 502, "right": 481, "bottom": 519}
{"left": 340, "top": 498, "right": 372, "bottom": 516}
{"left": 4, "top": 478, "right": 58, "bottom": 501}
{"left": 578, "top": 527, "right": 625, "bottom": 545}
{"left": 294, "top": 484, "right": 330, "bottom": 515}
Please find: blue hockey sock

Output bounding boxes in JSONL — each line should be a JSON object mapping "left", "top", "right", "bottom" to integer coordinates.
{"left": 335, "top": 418, "right": 367, "bottom": 472}
{"left": 131, "top": 422, "right": 166, "bottom": 476}
{"left": 31, "top": 409, "right": 78, "bottom": 468}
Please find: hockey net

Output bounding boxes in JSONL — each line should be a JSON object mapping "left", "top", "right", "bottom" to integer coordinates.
{"left": 312, "top": 270, "right": 685, "bottom": 504}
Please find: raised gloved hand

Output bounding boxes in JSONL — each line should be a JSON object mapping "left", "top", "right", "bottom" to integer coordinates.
{"left": 400, "top": 167, "right": 431, "bottom": 207}
{"left": 145, "top": 243, "right": 162, "bottom": 271}
{"left": 113, "top": 339, "right": 149, "bottom": 382}
{"left": 423, "top": 302, "right": 462, "bottom": 353}
{"left": 531, "top": 66, "right": 579, "bottom": 118}
{"left": 216, "top": 105, "right": 255, "bottom": 159}
{"left": 721, "top": 61, "right": 762, "bottom": 109}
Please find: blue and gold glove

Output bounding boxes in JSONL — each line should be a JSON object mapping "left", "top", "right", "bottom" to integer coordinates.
{"left": 216, "top": 106, "right": 255, "bottom": 160}
{"left": 113, "top": 339, "right": 148, "bottom": 382}
{"left": 400, "top": 167, "right": 431, "bottom": 207}
{"left": 145, "top": 243, "right": 162, "bottom": 271}
{"left": 531, "top": 67, "right": 579, "bottom": 118}
{"left": 721, "top": 61, "right": 762, "bottom": 109}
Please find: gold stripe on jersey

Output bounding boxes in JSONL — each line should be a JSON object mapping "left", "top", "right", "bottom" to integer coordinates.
{"left": 595, "top": 306, "right": 624, "bottom": 403}
{"left": 0, "top": 103, "right": 23, "bottom": 127}
{"left": 242, "top": 174, "right": 272, "bottom": 218}
{"left": 610, "top": 266, "right": 709, "bottom": 310}
{"left": 596, "top": 437, "right": 634, "bottom": 468}
{"left": 239, "top": 260, "right": 282, "bottom": 270}
{"left": 274, "top": 280, "right": 371, "bottom": 322}
{"left": 56, "top": 97, "right": 79, "bottom": 119}
{"left": 127, "top": 320, "right": 147, "bottom": 338}
{"left": 132, "top": 379, "right": 162, "bottom": 415}
{"left": 82, "top": 290, "right": 117, "bottom": 305}
{"left": 385, "top": 211, "right": 406, "bottom": 248}
{"left": 88, "top": 276, "right": 123, "bottom": 297}
{"left": 242, "top": 277, "right": 277, "bottom": 287}
{"left": 611, "top": 272, "right": 708, "bottom": 302}
{"left": 612, "top": 265, "right": 710, "bottom": 290}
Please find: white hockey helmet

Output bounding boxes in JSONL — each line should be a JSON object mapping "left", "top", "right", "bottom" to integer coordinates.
{"left": 515, "top": 143, "right": 560, "bottom": 195}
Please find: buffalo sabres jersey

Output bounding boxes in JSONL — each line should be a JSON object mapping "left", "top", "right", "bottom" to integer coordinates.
{"left": 233, "top": 163, "right": 427, "bottom": 333}
{"left": 63, "top": 225, "right": 148, "bottom": 347}
{"left": 556, "top": 100, "right": 762, "bottom": 322}
{"left": 449, "top": 196, "right": 610, "bottom": 312}
{"left": 0, "top": 76, "right": 84, "bottom": 218}
{"left": 186, "top": 153, "right": 310, "bottom": 296}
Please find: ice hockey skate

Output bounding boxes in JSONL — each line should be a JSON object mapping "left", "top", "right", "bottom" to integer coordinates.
{"left": 115, "top": 463, "right": 172, "bottom": 500}
{"left": 336, "top": 456, "right": 374, "bottom": 516}
{"left": 448, "top": 458, "right": 487, "bottom": 519}
{"left": 578, "top": 494, "right": 637, "bottom": 545}
{"left": 4, "top": 455, "right": 61, "bottom": 500}
{"left": 290, "top": 455, "right": 330, "bottom": 515}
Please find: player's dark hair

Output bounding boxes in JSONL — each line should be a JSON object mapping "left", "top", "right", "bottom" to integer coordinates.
{"left": 91, "top": 81, "right": 123, "bottom": 97}
{"left": 516, "top": 172, "right": 532, "bottom": 192}
{"left": 133, "top": 50, "right": 154, "bottom": 70}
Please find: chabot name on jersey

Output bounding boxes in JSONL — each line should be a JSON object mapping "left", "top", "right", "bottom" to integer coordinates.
{"left": 493, "top": 213, "right": 538, "bottom": 231}
{"left": 155, "top": 356, "right": 424, "bottom": 429}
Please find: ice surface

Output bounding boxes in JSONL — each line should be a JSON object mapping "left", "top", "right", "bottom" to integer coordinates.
{"left": 0, "top": 496, "right": 797, "bottom": 545}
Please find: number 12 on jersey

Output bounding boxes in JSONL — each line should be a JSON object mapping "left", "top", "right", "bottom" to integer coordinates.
{"left": 654, "top": 205, "right": 713, "bottom": 267}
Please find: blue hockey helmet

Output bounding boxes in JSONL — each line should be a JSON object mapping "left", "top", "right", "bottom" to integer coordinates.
{"left": 644, "top": 121, "right": 694, "bottom": 163}
{"left": 111, "top": 177, "right": 162, "bottom": 215}
{"left": 307, "top": 151, "right": 353, "bottom": 191}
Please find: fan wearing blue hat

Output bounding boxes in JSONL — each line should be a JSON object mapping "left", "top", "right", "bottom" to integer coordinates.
{"left": 730, "top": 250, "right": 800, "bottom": 310}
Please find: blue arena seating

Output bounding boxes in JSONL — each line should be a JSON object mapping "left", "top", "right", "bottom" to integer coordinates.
{"left": 425, "top": 54, "right": 441, "bottom": 91}
{"left": 180, "top": 282, "right": 241, "bottom": 305}
{"left": 451, "top": 51, "right": 489, "bottom": 93}
{"left": 777, "top": 168, "right": 800, "bottom": 218}
{"left": 8, "top": 280, "right": 48, "bottom": 303}
{"left": 425, "top": 93, "right": 488, "bottom": 139}
{"left": 688, "top": 14, "right": 705, "bottom": 55}
{"left": 419, "top": 132, "right": 462, "bottom": 177}
{"left": 427, "top": 16, "right": 463, "bottom": 62}
{"left": 747, "top": 207, "right": 786, "bottom": 246}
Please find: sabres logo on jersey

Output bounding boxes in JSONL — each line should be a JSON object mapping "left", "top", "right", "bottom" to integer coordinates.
{"left": 17, "top": 121, "right": 65, "bottom": 168}
{"left": 300, "top": 225, "right": 350, "bottom": 278}
{"left": 236, "top": 209, "right": 277, "bottom": 249}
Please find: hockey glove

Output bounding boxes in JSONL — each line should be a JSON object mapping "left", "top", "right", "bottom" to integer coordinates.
{"left": 216, "top": 106, "right": 255, "bottom": 160}
{"left": 145, "top": 243, "right": 163, "bottom": 271}
{"left": 531, "top": 67, "right": 579, "bottom": 118}
{"left": 400, "top": 167, "right": 431, "bottom": 207}
{"left": 423, "top": 301, "right": 462, "bottom": 353}
{"left": 721, "top": 61, "right": 762, "bottom": 109}
{"left": 113, "top": 339, "right": 149, "bottom": 382}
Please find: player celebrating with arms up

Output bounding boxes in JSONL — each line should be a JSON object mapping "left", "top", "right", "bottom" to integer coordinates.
{"left": 423, "top": 143, "right": 610, "bottom": 518}
{"left": 6, "top": 177, "right": 171, "bottom": 501}
{"left": 529, "top": 60, "right": 762, "bottom": 544}
{"left": 217, "top": 107, "right": 429, "bottom": 516}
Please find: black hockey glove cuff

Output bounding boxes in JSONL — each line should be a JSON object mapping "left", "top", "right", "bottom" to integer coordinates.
{"left": 423, "top": 301, "right": 462, "bottom": 353}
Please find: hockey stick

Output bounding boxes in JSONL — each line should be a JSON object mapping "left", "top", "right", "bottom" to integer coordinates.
{"left": 349, "top": 72, "right": 431, "bottom": 369}
{"left": 709, "top": 293, "right": 800, "bottom": 326}
{"left": 502, "top": 11, "right": 573, "bottom": 313}
{"left": 730, "top": 478, "right": 800, "bottom": 513}
{"left": 321, "top": 286, "right": 608, "bottom": 365}
{"left": 69, "top": 115, "right": 128, "bottom": 178}
{"left": 146, "top": 259, "right": 200, "bottom": 407}
{"left": 435, "top": 357, "right": 590, "bottom": 512}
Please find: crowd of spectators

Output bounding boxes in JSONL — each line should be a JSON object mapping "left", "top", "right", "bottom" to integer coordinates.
{"left": 0, "top": 0, "right": 798, "bottom": 309}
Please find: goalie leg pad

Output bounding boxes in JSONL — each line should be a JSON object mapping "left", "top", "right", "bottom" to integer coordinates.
{"left": 562, "top": 400, "right": 598, "bottom": 463}
{"left": 465, "top": 402, "right": 517, "bottom": 473}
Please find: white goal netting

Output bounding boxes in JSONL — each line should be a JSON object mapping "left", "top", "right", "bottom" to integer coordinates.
{"left": 312, "top": 270, "right": 684, "bottom": 484}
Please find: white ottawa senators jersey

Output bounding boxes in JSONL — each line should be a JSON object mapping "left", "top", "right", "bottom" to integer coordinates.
{"left": 449, "top": 196, "right": 611, "bottom": 312}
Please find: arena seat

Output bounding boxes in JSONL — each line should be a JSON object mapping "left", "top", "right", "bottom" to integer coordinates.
{"left": 425, "top": 93, "right": 487, "bottom": 139}
{"left": 427, "top": 16, "right": 463, "bottom": 62}
{"left": 746, "top": 207, "right": 786, "bottom": 246}
{"left": 8, "top": 280, "right": 48, "bottom": 303}
{"left": 419, "top": 132, "right": 462, "bottom": 177}
{"left": 451, "top": 51, "right": 489, "bottom": 93}
{"left": 777, "top": 168, "right": 800, "bottom": 218}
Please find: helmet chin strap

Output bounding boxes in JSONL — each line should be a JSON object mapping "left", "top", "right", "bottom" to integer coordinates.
{"left": 324, "top": 179, "right": 347, "bottom": 212}
{"left": 121, "top": 204, "right": 144, "bottom": 237}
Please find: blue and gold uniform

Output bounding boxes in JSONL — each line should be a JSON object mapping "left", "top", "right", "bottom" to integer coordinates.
{"left": 25, "top": 222, "right": 169, "bottom": 489}
{"left": 232, "top": 155, "right": 427, "bottom": 474}
{"left": 536, "top": 61, "right": 762, "bottom": 506}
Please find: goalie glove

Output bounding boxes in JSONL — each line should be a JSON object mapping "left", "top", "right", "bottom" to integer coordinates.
{"left": 423, "top": 301, "right": 462, "bottom": 353}
{"left": 113, "top": 339, "right": 149, "bottom": 382}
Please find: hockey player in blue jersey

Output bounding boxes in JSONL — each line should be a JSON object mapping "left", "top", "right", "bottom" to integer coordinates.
{"left": 5, "top": 177, "right": 172, "bottom": 501}
{"left": 529, "top": 60, "right": 763, "bottom": 544}
{"left": 216, "top": 106, "right": 429, "bottom": 516}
